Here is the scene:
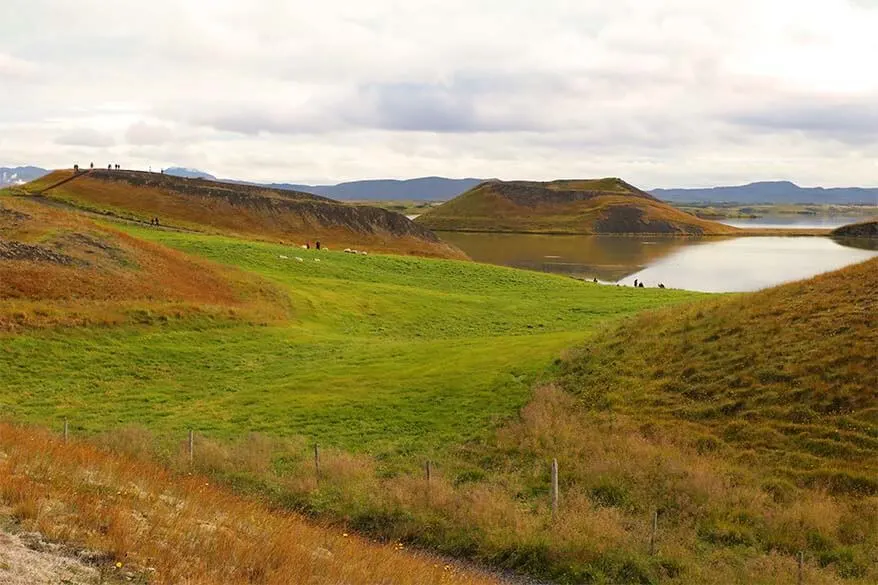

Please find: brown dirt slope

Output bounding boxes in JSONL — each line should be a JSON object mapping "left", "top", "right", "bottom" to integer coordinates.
{"left": 0, "top": 195, "right": 284, "bottom": 331}
{"left": 560, "top": 256, "right": 878, "bottom": 490}
{"left": 23, "top": 170, "right": 464, "bottom": 259}
{"left": 832, "top": 220, "right": 878, "bottom": 238}
{"left": 416, "top": 178, "right": 739, "bottom": 235}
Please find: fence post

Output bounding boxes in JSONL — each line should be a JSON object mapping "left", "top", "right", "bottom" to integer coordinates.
{"left": 188, "top": 430, "right": 194, "bottom": 465}
{"left": 63, "top": 419, "right": 69, "bottom": 443}
{"left": 551, "top": 458, "right": 559, "bottom": 521}
{"left": 797, "top": 551, "right": 804, "bottom": 585}
{"left": 314, "top": 444, "right": 321, "bottom": 484}
{"left": 425, "top": 460, "right": 432, "bottom": 503}
{"left": 649, "top": 509, "right": 658, "bottom": 555}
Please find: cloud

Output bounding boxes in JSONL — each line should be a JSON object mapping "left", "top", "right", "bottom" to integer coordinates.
{"left": 0, "top": 53, "right": 38, "bottom": 79}
{"left": 55, "top": 128, "right": 115, "bottom": 147}
{"left": 125, "top": 122, "right": 174, "bottom": 145}
{"left": 728, "top": 98, "right": 878, "bottom": 144}
{"left": 2, "top": 0, "right": 878, "bottom": 187}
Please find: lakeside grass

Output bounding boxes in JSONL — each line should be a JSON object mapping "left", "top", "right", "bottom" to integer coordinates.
{"left": 1, "top": 227, "right": 704, "bottom": 456}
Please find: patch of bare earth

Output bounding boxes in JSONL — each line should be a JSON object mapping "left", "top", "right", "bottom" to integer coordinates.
{"left": 0, "top": 525, "right": 99, "bottom": 585}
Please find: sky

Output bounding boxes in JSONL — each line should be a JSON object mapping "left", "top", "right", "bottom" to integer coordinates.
{"left": 1, "top": 0, "right": 877, "bottom": 187}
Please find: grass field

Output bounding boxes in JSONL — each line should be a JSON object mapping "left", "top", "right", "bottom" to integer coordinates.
{"left": 4, "top": 191, "right": 875, "bottom": 584}
{"left": 0, "top": 227, "right": 703, "bottom": 456}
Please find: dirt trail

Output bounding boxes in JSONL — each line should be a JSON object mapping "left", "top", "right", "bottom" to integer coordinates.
{"left": 20, "top": 194, "right": 199, "bottom": 234}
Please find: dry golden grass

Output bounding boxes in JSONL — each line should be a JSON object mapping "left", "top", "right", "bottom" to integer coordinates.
{"left": 0, "top": 196, "right": 286, "bottom": 330}
{"left": 0, "top": 423, "right": 500, "bottom": 585}
{"left": 102, "top": 384, "right": 876, "bottom": 584}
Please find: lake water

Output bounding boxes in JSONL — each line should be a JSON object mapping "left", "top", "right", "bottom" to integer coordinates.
{"left": 720, "top": 215, "right": 870, "bottom": 229}
{"left": 436, "top": 232, "right": 878, "bottom": 293}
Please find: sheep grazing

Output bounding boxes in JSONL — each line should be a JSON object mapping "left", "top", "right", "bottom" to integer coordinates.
{"left": 343, "top": 248, "right": 353, "bottom": 254}
{"left": 295, "top": 257, "right": 304, "bottom": 262}
{"left": 279, "top": 255, "right": 289, "bottom": 259}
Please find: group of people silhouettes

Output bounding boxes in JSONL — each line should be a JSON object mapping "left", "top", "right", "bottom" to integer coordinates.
{"left": 149, "top": 217, "right": 161, "bottom": 226}
{"left": 74, "top": 163, "right": 121, "bottom": 172}
{"left": 633, "top": 278, "right": 666, "bottom": 289}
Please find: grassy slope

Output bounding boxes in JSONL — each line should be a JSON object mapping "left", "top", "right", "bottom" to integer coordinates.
{"left": 0, "top": 226, "right": 703, "bottom": 455}
{"left": 0, "top": 194, "right": 282, "bottom": 330}
{"left": 0, "top": 423, "right": 500, "bottom": 585}
{"left": 21, "top": 171, "right": 464, "bottom": 259}
{"left": 417, "top": 179, "right": 739, "bottom": 235}
{"left": 832, "top": 220, "right": 878, "bottom": 238}
{"left": 559, "top": 256, "right": 877, "bottom": 486}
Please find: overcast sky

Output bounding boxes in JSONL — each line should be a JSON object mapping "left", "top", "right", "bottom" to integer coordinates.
{"left": 2, "top": 0, "right": 877, "bottom": 187}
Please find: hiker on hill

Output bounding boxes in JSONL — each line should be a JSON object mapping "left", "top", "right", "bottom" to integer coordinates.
{"left": 593, "top": 277, "right": 598, "bottom": 283}
{"left": 90, "top": 162, "right": 94, "bottom": 169}
{"left": 73, "top": 164, "right": 79, "bottom": 172}
{"left": 108, "top": 164, "right": 112, "bottom": 170}
{"left": 305, "top": 243, "right": 310, "bottom": 249}
{"left": 634, "top": 278, "right": 638, "bottom": 287}
{"left": 316, "top": 241, "right": 321, "bottom": 250}
{"left": 638, "top": 282, "right": 644, "bottom": 288}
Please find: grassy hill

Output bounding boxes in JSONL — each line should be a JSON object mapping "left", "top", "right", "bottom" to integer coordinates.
{"left": 832, "top": 220, "right": 878, "bottom": 238}
{"left": 20, "top": 170, "right": 464, "bottom": 259}
{"left": 0, "top": 194, "right": 282, "bottom": 331}
{"left": 416, "top": 178, "right": 739, "bottom": 235}
{"left": 559, "top": 256, "right": 877, "bottom": 484}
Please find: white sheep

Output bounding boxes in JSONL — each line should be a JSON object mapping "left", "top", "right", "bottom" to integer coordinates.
{"left": 279, "top": 255, "right": 288, "bottom": 259}
{"left": 295, "top": 257, "right": 304, "bottom": 262}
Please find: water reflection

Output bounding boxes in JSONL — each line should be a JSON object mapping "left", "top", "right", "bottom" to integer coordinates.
{"left": 436, "top": 232, "right": 706, "bottom": 281}
{"left": 438, "top": 231, "right": 878, "bottom": 293}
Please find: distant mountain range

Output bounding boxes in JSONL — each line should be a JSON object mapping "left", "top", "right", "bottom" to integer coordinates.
{"left": 0, "top": 166, "right": 50, "bottom": 187}
{"left": 163, "top": 168, "right": 482, "bottom": 200}
{"left": 163, "top": 167, "right": 217, "bottom": 180}
{"left": 264, "top": 177, "right": 485, "bottom": 201}
{"left": 5, "top": 166, "right": 878, "bottom": 205}
{"left": 652, "top": 181, "right": 878, "bottom": 205}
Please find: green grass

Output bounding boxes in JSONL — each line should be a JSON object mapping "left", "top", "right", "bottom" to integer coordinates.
{"left": 0, "top": 228, "right": 704, "bottom": 456}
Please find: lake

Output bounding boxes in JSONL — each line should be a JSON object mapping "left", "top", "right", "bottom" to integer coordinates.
{"left": 720, "top": 215, "right": 869, "bottom": 229}
{"left": 436, "top": 232, "right": 878, "bottom": 293}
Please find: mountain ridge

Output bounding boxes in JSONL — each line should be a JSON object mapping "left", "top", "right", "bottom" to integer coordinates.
{"left": 652, "top": 180, "right": 878, "bottom": 204}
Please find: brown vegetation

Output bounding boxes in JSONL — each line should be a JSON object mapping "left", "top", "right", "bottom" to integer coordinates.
{"left": 416, "top": 179, "right": 739, "bottom": 235}
{"left": 24, "top": 170, "right": 465, "bottom": 259}
{"left": 0, "top": 423, "right": 500, "bottom": 585}
{"left": 81, "top": 384, "right": 876, "bottom": 584}
{"left": 0, "top": 196, "right": 284, "bottom": 330}
{"left": 832, "top": 220, "right": 878, "bottom": 238}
